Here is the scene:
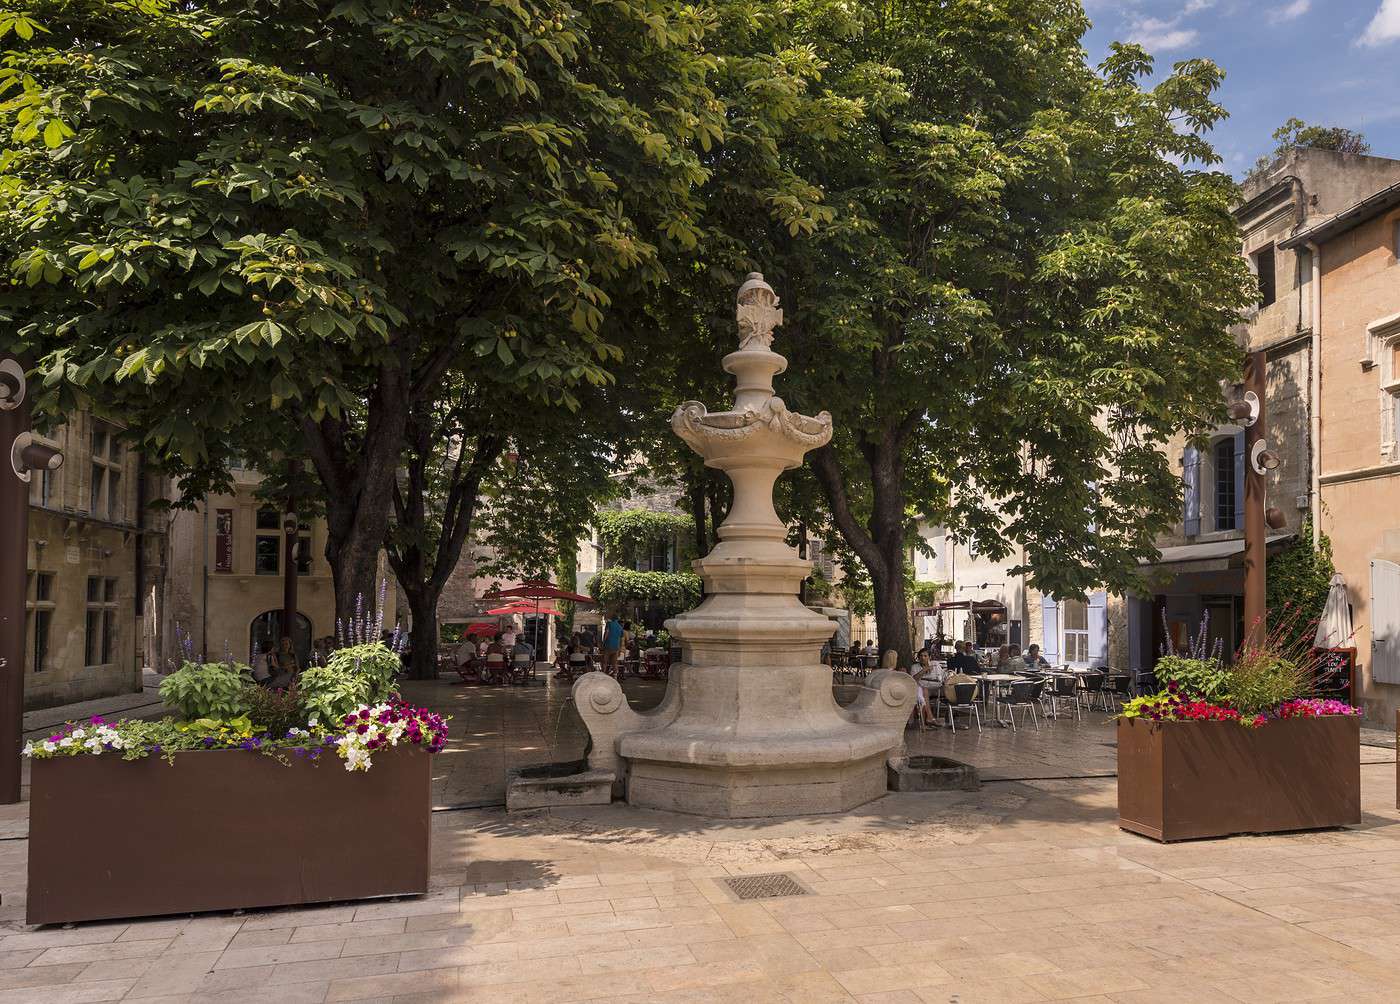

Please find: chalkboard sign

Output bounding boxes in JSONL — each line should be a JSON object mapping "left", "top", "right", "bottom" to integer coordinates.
{"left": 1312, "top": 647, "right": 1356, "bottom": 700}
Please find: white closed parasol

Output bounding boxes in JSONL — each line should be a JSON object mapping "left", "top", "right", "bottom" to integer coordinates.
{"left": 1313, "top": 573, "right": 1354, "bottom": 649}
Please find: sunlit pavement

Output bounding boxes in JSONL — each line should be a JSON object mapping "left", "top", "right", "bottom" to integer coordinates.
{"left": 0, "top": 674, "right": 1396, "bottom": 1001}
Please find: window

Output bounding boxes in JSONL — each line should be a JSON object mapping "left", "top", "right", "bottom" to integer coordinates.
{"left": 1061, "top": 598, "right": 1089, "bottom": 665}
{"left": 26, "top": 572, "right": 54, "bottom": 674}
{"left": 255, "top": 508, "right": 310, "bottom": 576}
{"left": 255, "top": 507, "right": 281, "bottom": 575}
{"left": 88, "top": 421, "right": 123, "bottom": 521}
{"left": 27, "top": 434, "right": 59, "bottom": 508}
{"left": 1213, "top": 438, "right": 1238, "bottom": 532}
{"left": 84, "top": 576, "right": 119, "bottom": 667}
{"left": 1252, "top": 245, "right": 1276, "bottom": 308}
{"left": 1383, "top": 334, "right": 1400, "bottom": 459}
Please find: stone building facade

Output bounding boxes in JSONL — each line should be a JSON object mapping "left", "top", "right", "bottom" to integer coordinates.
{"left": 1282, "top": 179, "right": 1400, "bottom": 720}
{"left": 164, "top": 467, "right": 337, "bottom": 666}
{"left": 22, "top": 411, "right": 167, "bottom": 709}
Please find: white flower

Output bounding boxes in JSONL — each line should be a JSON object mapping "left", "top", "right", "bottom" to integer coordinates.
{"left": 21, "top": 742, "right": 33, "bottom": 757}
{"left": 58, "top": 737, "right": 73, "bottom": 748}
{"left": 70, "top": 728, "right": 85, "bottom": 740}
{"left": 42, "top": 741, "right": 56, "bottom": 754}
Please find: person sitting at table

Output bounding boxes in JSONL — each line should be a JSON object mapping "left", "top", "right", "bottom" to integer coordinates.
{"left": 911, "top": 651, "right": 941, "bottom": 727}
{"left": 1024, "top": 644, "right": 1049, "bottom": 669}
{"left": 863, "top": 639, "right": 877, "bottom": 664}
{"left": 454, "top": 634, "right": 477, "bottom": 670}
{"left": 995, "top": 644, "right": 1010, "bottom": 668}
{"left": 1002, "top": 644, "right": 1026, "bottom": 675}
{"left": 511, "top": 636, "right": 535, "bottom": 664}
{"left": 948, "top": 641, "right": 980, "bottom": 675}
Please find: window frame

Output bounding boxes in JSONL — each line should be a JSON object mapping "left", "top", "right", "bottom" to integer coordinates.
{"left": 26, "top": 572, "right": 55, "bottom": 674}
{"left": 1213, "top": 437, "right": 1238, "bottom": 532}
{"left": 1061, "top": 598, "right": 1089, "bottom": 666}
{"left": 88, "top": 420, "right": 123, "bottom": 521}
{"left": 84, "top": 575, "right": 120, "bottom": 668}
{"left": 1252, "top": 244, "right": 1277, "bottom": 309}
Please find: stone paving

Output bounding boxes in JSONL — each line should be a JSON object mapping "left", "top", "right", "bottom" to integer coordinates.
{"left": 2, "top": 673, "right": 1398, "bottom": 1002}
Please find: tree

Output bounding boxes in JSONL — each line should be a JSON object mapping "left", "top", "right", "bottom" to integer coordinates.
{"left": 1250, "top": 118, "right": 1371, "bottom": 178}
{"left": 658, "top": 2, "right": 1255, "bottom": 666}
{"left": 0, "top": 0, "right": 724, "bottom": 624}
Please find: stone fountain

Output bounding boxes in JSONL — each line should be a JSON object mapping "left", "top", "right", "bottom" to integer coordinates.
{"left": 573, "top": 273, "right": 914, "bottom": 818}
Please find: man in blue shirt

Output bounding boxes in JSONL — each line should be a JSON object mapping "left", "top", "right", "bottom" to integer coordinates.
{"left": 602, "top": 615, "right": 624, "bottom": 677}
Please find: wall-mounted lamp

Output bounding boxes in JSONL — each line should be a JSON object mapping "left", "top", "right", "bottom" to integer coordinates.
{"left": 1250, "top": 440, "right": 1280, "bottom": 476}
{"left": 1265, "top": 506, "right": 1287, "bottom": 530}
{"left": 1227, "top": 390, "right": 1261, "bottom": 428}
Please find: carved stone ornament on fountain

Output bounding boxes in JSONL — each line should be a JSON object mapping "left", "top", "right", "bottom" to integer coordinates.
{"left": 572, "top": 273, "right": 915, "bottom": 818}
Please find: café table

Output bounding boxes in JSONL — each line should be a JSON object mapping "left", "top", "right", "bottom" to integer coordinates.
{"left": 979, "top": 673, "right": 1028, "bottom": 726}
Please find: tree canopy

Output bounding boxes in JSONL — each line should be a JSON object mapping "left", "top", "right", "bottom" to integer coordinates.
{"left": 1250, "top": 117, "right": 1371, "bottom": 178}
{"left": 0, "top": 0, "right": 725, "bottom": 617}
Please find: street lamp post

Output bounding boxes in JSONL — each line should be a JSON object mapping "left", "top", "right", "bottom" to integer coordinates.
{"left": 1237, "top": 350, "right": 1284, "bottom": 647}
{"left": 0, "top": 356, "right": 64, "bottom": 804}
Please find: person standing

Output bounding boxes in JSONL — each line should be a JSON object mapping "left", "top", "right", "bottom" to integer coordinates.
{"left": 601, "top": 614, "right": 624, "bottom": 678}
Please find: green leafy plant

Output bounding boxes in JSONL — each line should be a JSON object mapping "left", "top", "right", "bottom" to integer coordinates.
{"left": 245, "top": 686, "right": 304, "bottom": 739}
{"left": 296, "top": 641, "right": 400, "bottom": 726}
{"left": 1223, "top": 647, "right": 1313, "bottom": 717}
{"left": 158, "top": 662, "right": 253, "bottom": 720}
{"left": 297, "top": 666, "right": 373, "bottom": 728}
{"left": 1267, "top": 516, "right": 1336, "bottom": 647}
{"left": 595, "top": 510, "right": 696, "bottom": 567}
{"left": 589, "top": 568, "right": 702, "bottom": 615}
{"left": 1155, "top": 656, "right": 1228, "bottom": 702}
{"left": 325, "top": 643, "right": 400, "bottom": 705}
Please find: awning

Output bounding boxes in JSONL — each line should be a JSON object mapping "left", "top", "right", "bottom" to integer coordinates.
{"left": 1140, "top": 533, "right": 1295, "bottom": 574}
{"left": 913, "top": 600, "right": 1006, "bottom": 616}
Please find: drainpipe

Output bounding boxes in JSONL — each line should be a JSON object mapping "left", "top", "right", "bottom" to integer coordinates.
{"left": 1307, "top": 241, "right": 1322, "bottom": 547}
{"left": 200, "top": 502, "right": 209, "bottom": 661}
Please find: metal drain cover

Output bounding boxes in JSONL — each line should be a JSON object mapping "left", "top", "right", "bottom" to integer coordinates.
{"left": 722, "top": 872, "right": 811, "bottom": 901}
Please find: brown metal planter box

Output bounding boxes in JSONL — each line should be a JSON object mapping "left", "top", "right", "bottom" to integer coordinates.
{"left": 27, "top": 746, "right": 431, "bottom": 925}
{"left": 1117, "top": 716, "right": 1360, "bottom": 842}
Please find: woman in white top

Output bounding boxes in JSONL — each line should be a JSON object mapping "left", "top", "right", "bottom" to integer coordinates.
{"left": 911, "top": 651, "right": 940, "bottom": 727}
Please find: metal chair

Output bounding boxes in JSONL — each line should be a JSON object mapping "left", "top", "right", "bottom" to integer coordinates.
{"left": 1079, "top": 671, "right": 1111, "bottom": 712}
{"left": 1133, "top": 669, "right": 1159, "bottom": 697}
{"left": 1105, "top": 671, "right": 1133, "bottom": 709}
{"left": 1001, "top": 680, "right": 1041, "bottom": 732}
{"left": 1047, "top": 674, "right": 1081, "bottom": 722}
{"left": 945, "top": 682, "right": 982, "bottom": 733}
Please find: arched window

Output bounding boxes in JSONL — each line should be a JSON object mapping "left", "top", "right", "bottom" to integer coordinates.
{"left": 249, "top": 611, "right": 312, "bottom": 665}
{"left": 1213, "top": 437, "right": 1239, "bottom": 532}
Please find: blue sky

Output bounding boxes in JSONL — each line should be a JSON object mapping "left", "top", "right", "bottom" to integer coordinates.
{"left": 1081, "top": 1, "right": 1400, "bottom": 177}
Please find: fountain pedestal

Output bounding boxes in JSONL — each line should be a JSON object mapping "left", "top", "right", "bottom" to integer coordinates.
{"left": 574, "top": 273, "right": 914, "bottom": 818}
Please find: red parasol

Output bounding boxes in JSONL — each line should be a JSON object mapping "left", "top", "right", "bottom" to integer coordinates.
{"left": 486, "top": 578, "right": 594, "bottom": 605}
{"left": 486, "top": 603, "right": 562, "bottom": 617}
{"left": 462, "top": 623, "right": 498, "bottom": 637}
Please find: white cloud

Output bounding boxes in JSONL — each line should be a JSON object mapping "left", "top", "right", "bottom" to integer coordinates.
{"left": 1184, "top": 0, "right": 1215, "bottom": 13}
{"left": 1361, "top": 0, "right": 1400, "bottom": 45}
{"left": 1129, "top": 16, "right": 1200, "bottom": 50}
{"left": 1275, "top": 0, "right": 1310, "bottom": 20}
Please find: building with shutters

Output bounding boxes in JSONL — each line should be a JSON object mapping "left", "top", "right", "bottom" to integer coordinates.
{"left": 1280, "top": 179, "right": 1400, "bottom": 721}
{"left": 1019, "top": 149, "right": 1400, "bottom": 677}
{"left": 21, "top": 411, "right": 169, "bottom": 709}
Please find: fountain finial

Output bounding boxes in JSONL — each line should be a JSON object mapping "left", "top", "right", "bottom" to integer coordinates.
{"left": 735, "top": 272, "right": 782, "bottom": 351}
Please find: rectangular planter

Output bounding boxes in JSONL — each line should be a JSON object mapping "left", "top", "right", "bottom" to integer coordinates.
{"left": 1117, "top": 716, "right": 1360, "bottom": 842}
{"left": 27, "top": 746, "right": 431, "bottom": 925}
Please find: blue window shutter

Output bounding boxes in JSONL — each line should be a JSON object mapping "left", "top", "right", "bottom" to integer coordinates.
{"left": 1233, "top": 431, "right": 1245, "bottom": 531}
{"left": 1088, "top": 591, "right": 1109, "bottom": 665}
{"left": 1041, "top": 596, "right": 1060, "bottom": 663}
{"left": 1183, "top": 447, "right": 1201, "bottom": 536}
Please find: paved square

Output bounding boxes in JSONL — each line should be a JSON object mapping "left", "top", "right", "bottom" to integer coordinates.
{"left": 2, "top": 676, "right": 1398, "bottom": 1003}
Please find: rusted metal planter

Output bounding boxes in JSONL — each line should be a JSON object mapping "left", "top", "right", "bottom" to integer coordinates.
{"left": 27, "top": 746, "right": 431, "bottom": 925}
{"left": 1117, "top": 716, "right": 1360, "bottom": 842}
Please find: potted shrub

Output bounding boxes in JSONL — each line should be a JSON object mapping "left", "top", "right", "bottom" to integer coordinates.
{"left": 1118, "top": 617, "right": 1361, "bottom": 842}
{"left": 24, "top": 625, "right": 448, "bottom": 925}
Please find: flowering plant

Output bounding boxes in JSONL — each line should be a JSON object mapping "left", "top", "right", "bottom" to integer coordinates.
{"left": 332, "top": 701, "right": 449, "bottom": 771}
{"left": 1120, "top": 682, "right": 1360, "bottom": 728}
{"left": 1273, "top": 698, "right": 1362, "bottom": 720}
{"left": 24, "top": 702, "right": 449, "bottom": 770}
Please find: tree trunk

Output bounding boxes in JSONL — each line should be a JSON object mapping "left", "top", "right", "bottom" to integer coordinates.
{"left": 688, "top": 469, "right": 708, "bottom": 557}
{"left": 405, "top": 585, "right": 440, "bottom": 680}
{"left": 302, "top": 360, "right": 411, "bottom": 634}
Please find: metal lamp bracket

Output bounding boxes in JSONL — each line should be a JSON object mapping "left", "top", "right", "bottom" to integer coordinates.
{"left": 1239, "top": 391, "right": 1260, "bottom": 428}
{"left": 10, "top": 432, "right": 33, "bottom": 483}
{"left": 1250, "top": 440, "right": 1276, "bottom": 477}
{"left": 0, "top": 360, "right": 23, "bottom": 413}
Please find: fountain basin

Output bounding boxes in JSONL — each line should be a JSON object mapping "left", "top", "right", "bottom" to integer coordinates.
{"left": 505, "top": 760, "right": 615, "bottom": 812}
{"left": 886, "top": 755, "right": 980, "bottom": 792}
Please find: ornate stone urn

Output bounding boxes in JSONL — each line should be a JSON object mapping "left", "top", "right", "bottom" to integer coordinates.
{"left": 574, "top": 273, "right": 914, "bottom": 818}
